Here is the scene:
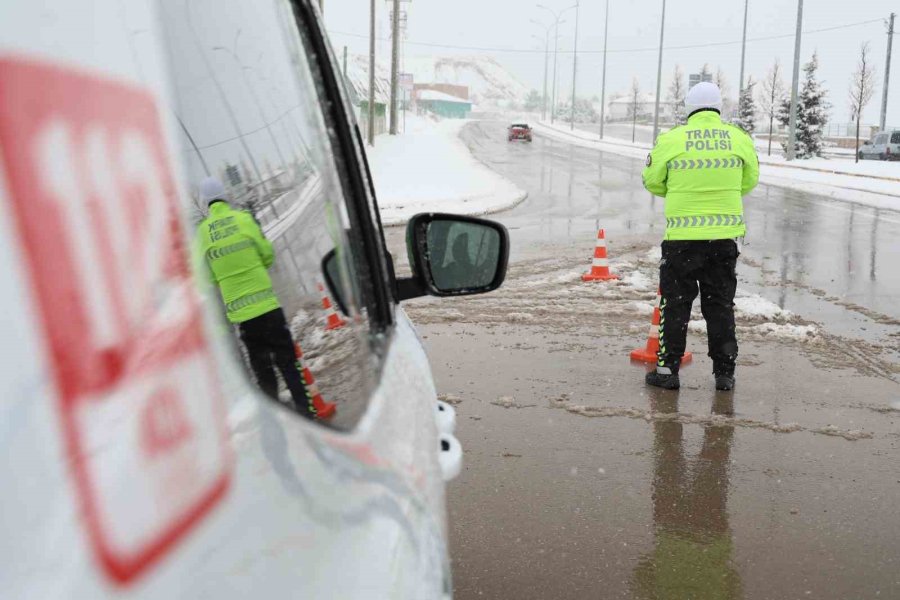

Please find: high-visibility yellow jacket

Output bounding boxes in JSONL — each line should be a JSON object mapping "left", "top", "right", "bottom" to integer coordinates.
{"left": 196, "top": 201, "right": 280, "bottom": 323}
{"left": 642, "top": 110, "right": 759, "bottom": 241}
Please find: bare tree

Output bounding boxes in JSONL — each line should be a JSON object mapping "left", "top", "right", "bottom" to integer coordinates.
{"left": 627, "top": 77, "right": 642, "bottom": 142}
{"left": 667, "top": 65, "right": 686, "bottom": 125}
{"left": 715, "top": 66, "right": 732, "bottom": 118}
{"left": 759, "top": 59, "right": 786, "bottom": 156}
{"left": 848, "top": 42, "right": 878, "bottom": 163}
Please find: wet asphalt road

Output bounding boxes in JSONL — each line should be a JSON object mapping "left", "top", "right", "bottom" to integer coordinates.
{"left": 388, "top": 120, "right": 900, "bottom": 599}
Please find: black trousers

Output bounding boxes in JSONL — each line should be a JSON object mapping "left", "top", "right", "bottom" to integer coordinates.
{"left": 658, "top": 239, "right": 739, "bottom": 375}
{"left": 238, "top": 308, "right": 314, "bottom": 418}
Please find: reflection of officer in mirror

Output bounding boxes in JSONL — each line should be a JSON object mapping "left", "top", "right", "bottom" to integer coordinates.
{"left": 441, "top": 232, "right": 474, "bottom": 289}
{"left": 195, "top": 177, "right": 315, "bottom": 419}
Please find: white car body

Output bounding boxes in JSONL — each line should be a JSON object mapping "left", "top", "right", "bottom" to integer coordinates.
{"left": 859, "top": 129, "right": 900, "bottom": 160}
{"left": 0, "top": 1, "right": 497, "bottom": 598}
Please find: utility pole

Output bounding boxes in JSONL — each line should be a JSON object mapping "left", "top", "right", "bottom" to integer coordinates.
{"left": 342, "top": 45, "right": 348, "bottom": 81}
{"left": 367, "top": 0, "right": 376, "bottom": 145}
{"left": 530, "top": 19, "right": 553, "bottom": 121}
{"left": 786, "top": 0, "right": 803, "bottom": 161}
{"left": 739, "top": 0, "right": 749, "bottom": 93}
{"left": 538, "top": 4, "right": 576, "bottom": 124}
{"left": 389, "top": 0, "right": 400, "bottom": 134}
{"left": 551, "top": 22, "right": 560, "bottom": 122}
{"left": 651, "top": 0, "right": 666, "bottom": 143}
{"left": 599, "top": 0, "right": 609, "bottom": 139}
{"left": 569, "top": 0, "right": 580, "bottom": 130}
{"left": 880, "top": 12, "right": 895, "bottom": 130}
{"left": 541, "top": 32, "right": 550, "bottom": 121}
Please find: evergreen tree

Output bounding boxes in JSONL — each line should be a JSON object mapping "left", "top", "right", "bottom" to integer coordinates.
{"left": 667, "top": 64, "right": 687, "bottom": 125}
{"left": 558, "top": 98, "right": 600, "bottom": 124}
{"left": 524, "top": 89, "right": 543, "bottom": 112}
{"left": 776, "top": 52, "right": 830, "bottom": 158}
{"left": 734, "top": 77, "right": 757, "bottom": 134}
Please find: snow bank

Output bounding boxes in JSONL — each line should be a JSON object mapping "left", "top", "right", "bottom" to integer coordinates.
{"left": 734, "top": 294, "right": 791, "bottom": 320}
{"left": 535, "top": 121, "right": 900, "bottom": 212}
{"left": 367, "top": 115, "right": 527, "bottom": 226}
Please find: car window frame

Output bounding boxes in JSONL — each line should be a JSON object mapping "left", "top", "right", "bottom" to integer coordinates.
{"left": 286, "top": 0, "right": 396, "bottom": 336}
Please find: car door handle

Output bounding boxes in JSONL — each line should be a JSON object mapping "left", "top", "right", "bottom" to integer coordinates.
{"left": 438, "top": 433, "right": 462, "bottom": 481}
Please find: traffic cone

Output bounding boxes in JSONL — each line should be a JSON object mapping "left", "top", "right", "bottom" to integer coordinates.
{"left": 582, "top": 228, "right": 619, "bottom": 281}
{"left": 630, "top": 287, "right": 693, "bottom": 365}
{"left": 294, "top": 343, "right": 337, "bottom": 419}
{"left": 319, "top": 283, "right": 346, "bottom": 331}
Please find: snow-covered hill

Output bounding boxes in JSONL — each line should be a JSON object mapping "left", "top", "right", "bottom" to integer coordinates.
{"left": 404, "top": 55, "right": 529, "bottom": 107}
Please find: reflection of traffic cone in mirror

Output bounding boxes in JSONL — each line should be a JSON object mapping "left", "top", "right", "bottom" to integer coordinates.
{"left": 294, "top": 343, "right": 337, "bottom": 420}
{"left": 631, "top": 287, "right": 692, "bottom": 365}
{"left": 582, "top": 228, "right": 619, "bottom": 281}
{"left": 318, "top": 282, "right": 346, "bottom": 331}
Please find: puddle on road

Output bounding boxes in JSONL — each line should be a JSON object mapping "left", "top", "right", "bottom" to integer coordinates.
{"left": 548, "top": 395, "right": 875, "bottom": 441}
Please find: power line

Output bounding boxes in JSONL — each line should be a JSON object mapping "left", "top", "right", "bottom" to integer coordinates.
{"left": 328, "top": 17, "right": 882, "bottom": 56}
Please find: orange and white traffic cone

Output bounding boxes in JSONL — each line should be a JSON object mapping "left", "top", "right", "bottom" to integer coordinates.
{"left": 581, "top": 228, "right": 619, "bottom": 282}
{"left": 318, "top": 282, "right": 346, "bottom": 331}
{"left": 294, "top": 343, "right": 337, "bottom": 419}
{"left": 630, "top": 287, "right": 693, "bottom": 365}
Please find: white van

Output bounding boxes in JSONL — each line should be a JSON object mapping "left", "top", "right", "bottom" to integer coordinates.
{"left": 858, "top": 129, "right": 900, "bottom": 160}
{"left": 0, "top": 1, "right": 508, "bottom": 598}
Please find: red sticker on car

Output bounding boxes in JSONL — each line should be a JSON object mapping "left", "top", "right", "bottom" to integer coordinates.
{"left": 0, "top": 58, "right": 232, "bottom": 585}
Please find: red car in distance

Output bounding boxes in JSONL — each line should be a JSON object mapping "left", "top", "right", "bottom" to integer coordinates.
{"left": 508, "top": 123, "right": 533, "bottom": 142}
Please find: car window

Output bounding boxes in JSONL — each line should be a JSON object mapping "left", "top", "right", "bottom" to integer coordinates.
{"left": 159, "top": 0, "right": 377, "bottom": 429}
{"left": 875, "top": 134, "right": 887, "bottom": 145}
{"left": 891, "top": 132, "right": 900, "bottom": 144}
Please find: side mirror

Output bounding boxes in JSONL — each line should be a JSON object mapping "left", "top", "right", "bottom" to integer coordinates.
{"left": 397, "top": 213, "right": 509, "bottom": 301}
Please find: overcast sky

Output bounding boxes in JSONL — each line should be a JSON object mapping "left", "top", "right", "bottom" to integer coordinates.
{"left": 324, "top": 0, "right": 898, "bottom": 127}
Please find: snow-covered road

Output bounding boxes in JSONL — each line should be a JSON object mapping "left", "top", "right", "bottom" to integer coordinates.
{"left": 386, "top": 119, "right": 900, "bottom": 600}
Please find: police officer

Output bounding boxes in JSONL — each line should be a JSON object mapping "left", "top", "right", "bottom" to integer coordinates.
{"left": 195, "top": 177, "right": 315, "bottom": 418}
{"left": 642, "top": 82, "right": 759, "bottom": 391}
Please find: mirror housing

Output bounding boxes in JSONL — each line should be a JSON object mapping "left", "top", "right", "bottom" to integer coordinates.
{"left": 398, "top": 213, "right": 509, "bottom": 301}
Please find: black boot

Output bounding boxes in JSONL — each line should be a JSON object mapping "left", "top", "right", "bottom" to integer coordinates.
{"left": 645, "top": 367, "right": 680, "bottom": 390}
{"left": 715, "top": 373, "right": 735, "bottom": 391}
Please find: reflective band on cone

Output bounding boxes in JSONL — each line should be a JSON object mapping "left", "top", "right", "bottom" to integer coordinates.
{"left": 318, "top": 283, "right": 347, "bottom": 331}
{"left": 630, "top": 287, "right": 692, "bottom": 365}
{"left": 582, "top": 228, "right": 619, "bottom": 281}
{"left": 294, "top": 342, "right": 337, "bottom": 419}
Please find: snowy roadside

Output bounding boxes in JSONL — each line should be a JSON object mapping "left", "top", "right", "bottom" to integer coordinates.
{"left": 534, "top": 121, "right": 900, "bottom": 211}
{"left": 366, "top": 116, "right": 527, "bottom": 226}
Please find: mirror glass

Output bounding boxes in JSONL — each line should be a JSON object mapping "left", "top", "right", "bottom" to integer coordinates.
{"left": 426, "top": 219, "right": 502, "bottom": 293}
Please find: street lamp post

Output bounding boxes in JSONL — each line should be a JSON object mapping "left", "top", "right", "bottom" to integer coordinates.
{"left": 738, "top": 0, "right": 749, "bottom": 93}
{"left": 786, "top": 0, "right": 803, "bottom": 161}
{"left": 537, "top": 3, "right": 576, "bottom": 124}
{"left": 599, "top": 0, "right": 609, "bottom": 139}
{"left": 530, "top": 20, "right": 553, "bottom": 121}
{"left": 651, "top": 0, "right": 666, "bottom": 143}
{"left": 569, "top": 0, "right": 580, "bottom": 130}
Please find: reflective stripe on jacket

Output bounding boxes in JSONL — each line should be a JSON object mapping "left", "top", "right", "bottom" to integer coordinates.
{"left": 196, "top": 201, "right": 280, "bottom": 323}
{"left": 642, "top": 110, "right": 759, "bottom": 241}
